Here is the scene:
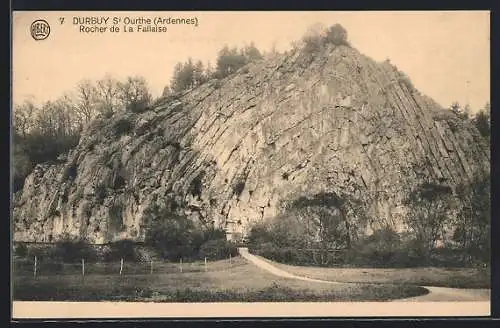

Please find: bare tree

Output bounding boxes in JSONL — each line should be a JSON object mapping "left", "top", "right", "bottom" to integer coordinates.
{"left": 117, "top": 76, "right": 152, "bottom": 112}
{"left": 75, "top": 79, "right": 99, "bottom": 124}
{"left": 95, "top": 74, "right": 121, "bottom": 115}
{"left": 13, "top": 99, "right": 37, "bottom": 137}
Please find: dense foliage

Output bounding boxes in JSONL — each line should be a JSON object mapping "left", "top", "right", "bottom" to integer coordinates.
{"left": 165, "top": 42, "right": 263, "bottom": 94}
{"left": 142, "top": 202, "right": 234, "bottom": 261}
{"left": 12, "top": 75, "right": 153, "bottom": 193}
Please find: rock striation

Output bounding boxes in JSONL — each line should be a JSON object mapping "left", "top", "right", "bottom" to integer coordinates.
{"left": 12, "top": 43, "right": 490, "bottom": 243}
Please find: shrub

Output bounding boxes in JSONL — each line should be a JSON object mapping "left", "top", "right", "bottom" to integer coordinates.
{"left": 303, "top": 34, "right": 324, "bottom": 54}
{"left": 112, "top": 174, "right": 126, "bottom": 190}
{"left": 248, "top": 223, "right": 272, "bottom": 246}
{"left": 105, "top": 239, "right": 137, "bottom": 262}
{"left": 349, "top": 227, "right": 396, "bottom": 266}
{"left": 198, "top": 239, "right": 237, "bottom": 261}
{"left": 203, "top": 227, "right": 227, "bottom": 241}
{"left": 302, "top": 23, "right": 350, "bottom": 54}
{"left": 14, "top": 243, "right": 28, "bottom": 258}
{"left": 325, "top": 24, "right": 349, "bottom": 46}
{"left": 54, "top": 236, "right": 97, "bottom": 263}
{"left": 188, "top": 175, "right": 204, "bottom": 198}
{"left": 344, "top": 228, "right": 430, "bottom": 268}
{"left": 63, "top": 164, "right": 78, "bottom": 181}
{"left": 232, "top": 180, "right": 246, "bottom": 197}
{"left": 252, "top": 243, "right": 312, "bottom": 265}
{"left": 103, "top": 110, "right": 114, "bottom": 119}
{"left": 472, "top": 104, "right": 491, "bottom": 139}
{"left": 113, "top": 118, "right": 133, "bottom": 136}
{"left": 126, "top": 99, "right": 150, "bottom": 113}
{"left": 95, "top": 183, "right": 107, "bottom": 204}
{"left": 397, "top": 71, "right": 415, "bottom": 92}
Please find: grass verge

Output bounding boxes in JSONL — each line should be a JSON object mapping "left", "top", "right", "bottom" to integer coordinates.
{"left": 256, "top": 255, "right": 490, "bottom": 289}
{"left": 13, "top": 257, "right": 427, "bottom": 302}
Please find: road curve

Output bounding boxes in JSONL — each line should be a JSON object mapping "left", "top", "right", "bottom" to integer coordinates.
{"left": 238, "top": 247, "right": 491, "bottom": 302}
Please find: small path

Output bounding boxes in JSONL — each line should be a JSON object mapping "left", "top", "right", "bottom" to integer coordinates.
{"left": 238, "top": 247, "right": 342, "bottom": 285}
{"left": 238, "top": 248, "right": 491, "bottom": 302}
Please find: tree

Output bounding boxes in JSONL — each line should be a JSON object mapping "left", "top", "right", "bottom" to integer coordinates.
{"left": 325, "top": 23, "right": 350, "bottom": 46}
{"left": 451, "top": 102, "right": 461, "bottom": 115}
{"left": 247, "top": 222, "right": 272, "bottom": 246}
{"left": 243, "top": 42, "right": 263, "bottom": 62}
{"left": 75, "top": 79, "right": 99, "bottom": 124}
{"left": 192, "top": 60, "right": 207, "bottom": 86}
{"left": 12, "top": 94, "right": 81, "bottom": 190}
{"left": 215, "top": 46, "right": 247, "bottom": 79}
{"left": 403, "top": 182, "right": 453, "bottom": 258}
{"left": 454, "top": 172, "right": 491, "bottom": 263}
{"left": 117, "top": 76, "right": 152, "bottom": 113}
{"left": 302, "top": 23, "right": 327, "bottom": 53}
{"left": 170, "top": 59, "right": 195, "bottom": 92}
{"left": 95, "top": 74, "right": 121, "bottom": 115}
{"left": 205, "top": 61, "right": 215, "bottom": 80}
{"left": 162, "top": 85, "right": 172, "bottom": 97}
{"left": 472, "top": 102, "right": 490, "bottom": 139}
{"left": 13, "top": 99, "right": 37, "bottom": 137}
{"left": 286, "top": 192, "right": 351, "bottom": 251}
{"left": 143, "top": 203, "right": 197, "bottom": 259}
{"left": 450, "top": 102, "right": 470, "bottom": 120}
{"left": 463, "top": 104, "right": 472, "bottom": 120}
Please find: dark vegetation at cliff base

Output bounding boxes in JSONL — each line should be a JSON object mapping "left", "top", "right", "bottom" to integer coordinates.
{"left": 248, "top": 174, "right": 490, "bottom": 268}
{"left": 14, "top": 208, "right": 238, "bottom": 264}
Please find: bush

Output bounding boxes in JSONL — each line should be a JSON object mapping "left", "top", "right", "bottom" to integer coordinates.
{"left": 325, "top": 24, "right": 349, "bottom": 46}
{"left": 303, "top": 34, "right": 324, "bottom": 54}
{"left": 198, "top": 239, "right": 237, "bottom": 261}
{"left": 14, "top": 243, "right": 28, "bottom": 258}
{"left": 344, "top": 228, "right": 430, "bottom": 268}
{"left": 113, "top": 118, "right": 133, "bottom": 136}
{"left": 105, "top": 239, "right": 137, "bottom": 262}
{"left": 232, "top": 180, "right": 246, "bottom": 197}
{"left": 126, "top": 99, "right": 150, "bottom": 113}
{"left": 54, "top": 236, "right": 97, "bottom": 263}
{"left": 247, "top": 223, "right": 272, "bottom": 246}
{"left": 302, "top": 23, "right": 350, "bottom": 54}
{"left": 397, "top": 71, "right": 415, "bottom": 92}
{"left": 63, "top": 164, "right": 78, "bottom": 181}
{"left": 95, "top": 183, "right": 107, "bottom": 204}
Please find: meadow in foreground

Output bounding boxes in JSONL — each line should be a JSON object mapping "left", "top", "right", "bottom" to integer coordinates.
{"left": 13, "top": 256, "right": 428, "bottom": 302}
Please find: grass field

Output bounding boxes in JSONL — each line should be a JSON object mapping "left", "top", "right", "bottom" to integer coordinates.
{"left": 13, "top": 256, "right": 243, "bottom": 276}
{"left": 12, "top": 256, "right": 428, "bottom": 302}
{"left": 256, "top": 255, "right": 491, "bottom": 289}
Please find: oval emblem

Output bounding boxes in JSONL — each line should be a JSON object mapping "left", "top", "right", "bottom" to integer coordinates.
{"left": 30, "top": 19, "right": 51, "bottom": 41}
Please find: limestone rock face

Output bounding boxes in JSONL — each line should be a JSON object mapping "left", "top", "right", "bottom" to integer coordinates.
{"left": 12, "top": 44, "right": 490, "bottom": 243}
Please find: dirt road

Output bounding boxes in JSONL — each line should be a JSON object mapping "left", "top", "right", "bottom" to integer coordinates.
{"left": 238, "top": 247, "right": 491, "bottom": 302}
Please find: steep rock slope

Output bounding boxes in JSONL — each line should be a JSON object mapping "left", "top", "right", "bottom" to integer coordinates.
{"left": 13, "top": 44, "right": 490, "bottom": 243}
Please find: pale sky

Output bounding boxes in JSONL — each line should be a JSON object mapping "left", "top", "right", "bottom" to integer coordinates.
{"left": 13, "top": 11, "right": 490, "bottom": 113}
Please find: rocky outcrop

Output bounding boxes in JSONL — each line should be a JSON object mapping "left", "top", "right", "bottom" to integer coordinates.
{"left": 12, "top": 44, "right": 490, "bottom": 243}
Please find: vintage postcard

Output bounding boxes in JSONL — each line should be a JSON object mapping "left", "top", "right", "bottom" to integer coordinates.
{"left": 11, "top": 11, "right": 491, "bottom": 319}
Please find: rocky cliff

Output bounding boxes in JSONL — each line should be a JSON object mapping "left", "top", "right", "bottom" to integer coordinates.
{"left": 12, "top": 43, "right": 490, "bottom": 243}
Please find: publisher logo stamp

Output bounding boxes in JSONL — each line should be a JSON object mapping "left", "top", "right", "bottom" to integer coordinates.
{"left": 30, "top": 19, "right": 50, "bottom": 40}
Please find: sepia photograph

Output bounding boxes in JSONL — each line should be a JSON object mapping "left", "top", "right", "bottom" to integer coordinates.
{"left": 11, "top": 11, "right": 491, "bottom": 318}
